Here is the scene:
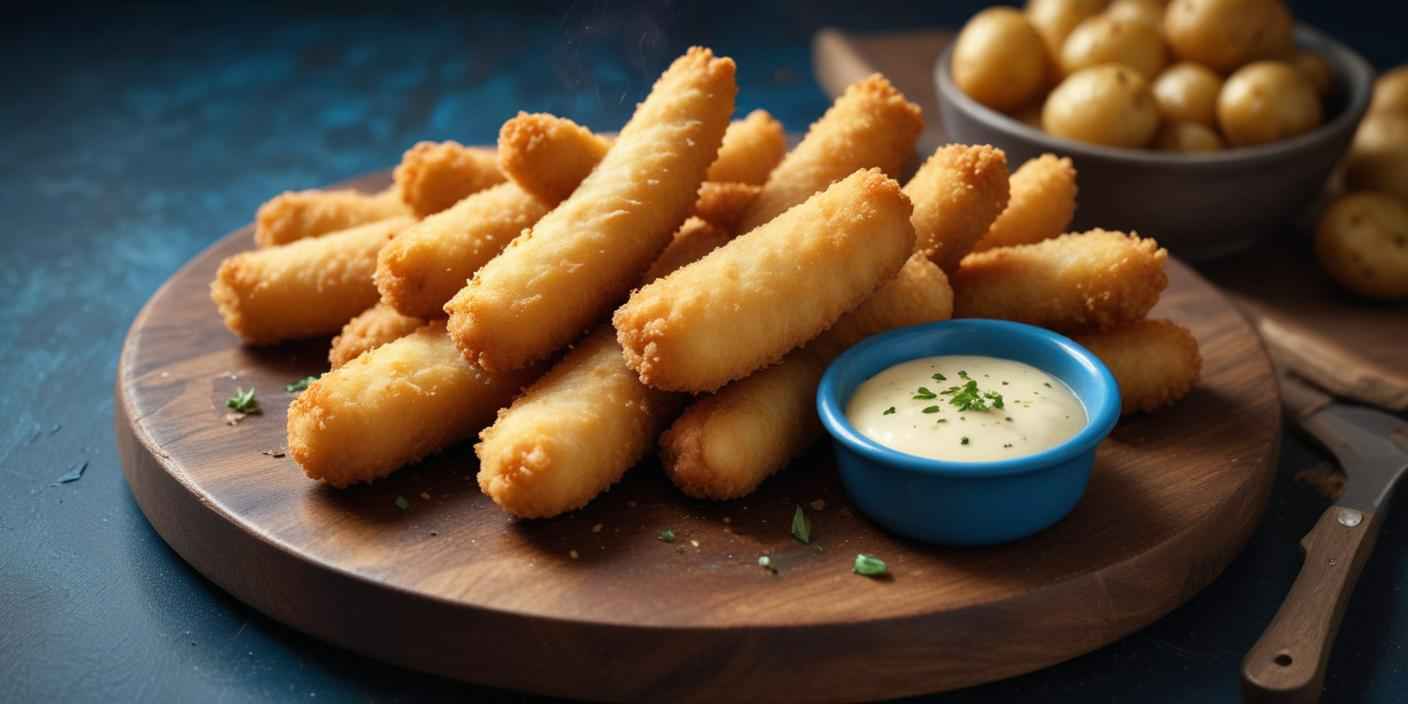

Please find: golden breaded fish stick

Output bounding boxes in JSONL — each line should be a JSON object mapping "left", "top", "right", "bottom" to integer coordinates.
{"left": 476, "top": 328, "right": 683, "bottom": 517}
{"left": 375, "top": 183, "right": 549, "bottom": 319}
{"left": 974, "top": 154, "right": 1078, "bottom": 252}
{"left": 328, "top": 303, "right": 426, "bottom": 369}
{"left": 1074, "top": 319, "right": 1201, "bottom": 415}
{"left": 446, "top": 47, "right": 736, "bottom": 372}
{"left": 734, "top": 75, "right": 923, "bottom": 233}
{"left": 953, "top": 229, "right": 1167, "bottom": 332}
{"left": 254, "top": 187, "right": 409, "bottom": 247}
{"left": 904, "top": 144, "right": 1011, "bottom": 273}
{"left": 394, "top": 141, "right": 505, "bottom": 217}
{"left": 706, "top": 109, "right": 786, "bottom": 185}
{"left": 615, "top": 168, "right": 916, "bottom": 392}
{"left": 643, "top": 217, "right": 733, "bottom": 282}
{"left": 663, "top": 254, "right": 954, "bottom": 499}
{"left": 691, "top": 181, "right": 761, "bottom": 230}
{"left": 288, "top": 321, "right": 539, "bottom": 487}
{"left": 497, "top": 113, "right": 613, "bottom": 205}
{"left": 211, "top": 217, "right": 412, "bottom": 345}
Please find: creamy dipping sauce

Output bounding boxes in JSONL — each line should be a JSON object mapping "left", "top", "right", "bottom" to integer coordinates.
{"left": 845, "top": 355, "right": 1086, "bottom": 462}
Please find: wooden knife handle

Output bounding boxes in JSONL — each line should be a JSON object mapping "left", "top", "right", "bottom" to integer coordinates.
{"left": 1242, "top": 506, "right": 1381, "bottom": 703}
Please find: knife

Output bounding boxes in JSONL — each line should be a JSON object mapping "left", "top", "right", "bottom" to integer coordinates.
{"left": 1242, "top": 373, "right": 1408, "bottom": 703}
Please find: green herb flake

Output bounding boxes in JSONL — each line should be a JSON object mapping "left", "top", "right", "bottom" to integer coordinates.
{"left": 984, "top": 391, "right": 1005, "bottom": 409}
{"left": 1044, "top": 382, "right": 1054, "bottom": 388}
{"left": 225, "top": 387, "right": 260, "bottom": 414}
{"left": 657, "top": 528, "right": 676, "bottom": 543}
{"left": 922, "top": 405, "right": 940, "bottom": 414}
{"left": 791, "top": 506, "right": 812, "bottom": 544}
{"left": 758, "top": 555, "right": 778, "bottom": 574}
{"left": 912, "top": 386, "right": 937, "bottom": 400}
{"left": 286, "top": 375, "right": 321, "bottom": 393}
{"left": 882, "top": 406, "right": 896, "bottom": 416}
{"left": 958, "top": 370, "right": 970, "bottom": 380}
{"left": 961, "top": 437, "right": 971, "bottom": 446}
{"left": 394, "top": 496, "right": 410, "bottom": 511}
{"left": 931, "top": 372, "right": 947, "bottom": 382}
{"left": 936, "top": 418, "right": 948, "bottom": 423}
{"left": 853, "top": 553, "right": 888, "bottom": 577}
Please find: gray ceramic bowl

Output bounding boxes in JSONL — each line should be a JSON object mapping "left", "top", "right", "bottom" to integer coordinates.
{"left": 935, "top": 26, "right": 1373, "bottom": 260}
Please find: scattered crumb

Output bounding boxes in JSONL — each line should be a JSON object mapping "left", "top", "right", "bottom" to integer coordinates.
{"left": 722, "top": 517, "right": 731, "bottom": 524}
{"left": 592, "top": 523, "right": 603, "bottom": 533}
{"left": 223, "top": 412, "right": 247, "bottom": 426}
{"left": 260, "top": 449, "right": 286, "bottom": 458}
{"left": 810, "top": 499, "right": 826, "bottom": 511}
{"left": 429, "top": 530, "right": 438, "bottom": 536}
{"left": 569, "top": 550, "right": 579, "bottom": 560}
{"left": 419, "top": 492, "right": 431, "bottom": 500}
{"left": 690, "top": 539, "right": 700, "bottom": 548}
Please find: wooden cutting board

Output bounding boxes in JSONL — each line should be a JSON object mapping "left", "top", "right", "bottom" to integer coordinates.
{"left": 116, "top": 173, "right": 1280, "bottom": 701}
{"left": 813, "top": 27, "right": 1408, "bottom": 411}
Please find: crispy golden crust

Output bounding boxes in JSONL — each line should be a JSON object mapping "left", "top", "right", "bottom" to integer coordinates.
{"left": 903, "top": 144, "right": 1011, "bottom": 273}
{"left": 374, "top": 183, "right": 549, "bottom": 319}
{"left": 446, "top": 47, "right": 737, "bottom": 372}
{"left": 497, "top": 113, "right": 613, "bottom": 205}
{"left": 662, "top": 254, "right": 954, "bottom": 499}
{"left": 253, "top": 187, "right": 408, "bottom": 247}
{"left": 735, "top": 74, "right": 923, "bottom": 233}
{"left": 615, "top": 169, "right": 916, "bottom": 392}
{"left": 973, "top": 154, "right": 1078, "bottom": 252}
{"left": 328, "top": 303, "right": 426, "bottom": 369}
{"left": 706, "top": 109, "right": 787, "bottom": 185}
{"left": 210, "top": 217, "right": 412, "bottom": 345}
{"left": 393, "top": 141, "right": 505, "bottom": 218}
{"left": 643, "top": 217, "right": 733, "bottom": 283}
{"left": 691, "top": 181, "right": 761, "bottom": 230}
{"left": 476, "top": 328, "right": 683, "bottom": 518}
{"left": 1074, "top": 319, "right": 1201, "bottom": 415}
{"left": 287, "top": 321, "right": 540, "bottom": 488}
{"left": 953, "top": 229, "right": 1167, "bottom": 332}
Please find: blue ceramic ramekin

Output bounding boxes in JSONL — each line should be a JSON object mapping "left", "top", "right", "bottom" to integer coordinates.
{"left": 817, "top": 319, "right": 1120, "bottom": 546}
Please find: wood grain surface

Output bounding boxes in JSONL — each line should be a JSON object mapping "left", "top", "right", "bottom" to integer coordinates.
{"left": 117, "top": 173, "right": 1281, "bottom": 702}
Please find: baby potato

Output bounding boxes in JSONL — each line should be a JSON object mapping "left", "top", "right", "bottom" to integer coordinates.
{"left": 953, "top": 7, "right": 1050, "bottom": 111}
{"left": 1217, "top": 61, "right": 1322, "bottom": 147}
{"left": 1027, "top": 0, "right": 1110, "bottom": 67}
{"left": 1107, "top": 0, "right": 1165, "bottom": 28}
{"left": 1151, "top": 62, "right": 1224, "bottom": 127}
{"left": 1060, "top": 15, "right": 1167, "bottom": 79}
{"left": 1293, "top": 51, "right": 1333, "bottom": 97}
{"left": 1345, "top": 115, "right": 1408, "bottom": 202}
{"left": 1352, "top": 113, "right": 1408, "bottom": 154}
{"left": 1044, "top": 64, "right": 1161, "bottom": 148}
{"left": 1164, "top": 0, "right": 1294, "bottom": 72}
{"left": 1315, "top": 192, "right": 1408, "bottom": 300}
{"left": 1154, "top": 121, "right": 1224, "bottom": 152}
{"left": 1370, "top": 66, "right": 1408, "bottom": 116}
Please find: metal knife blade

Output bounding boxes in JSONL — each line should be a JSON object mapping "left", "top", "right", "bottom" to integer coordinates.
{"left": 1281, "top": 372, "right": 1408, "bottom": 512}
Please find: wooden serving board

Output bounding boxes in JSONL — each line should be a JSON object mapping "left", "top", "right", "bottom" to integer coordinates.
{"left": 117, "top": 173, "right": 1280, "bottom": 702}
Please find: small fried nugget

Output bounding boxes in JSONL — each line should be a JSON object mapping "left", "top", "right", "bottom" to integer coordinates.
{"left": 706, "top": 109, "right": 787, "bottom": 185}
{"left": 328, "top": 303, "right": 426, "bottom": 369}
{"left": 662, "top": 254, "right": 954, "bottom": 499}
{"left": 254, "top": 187, "right": 409, "bottom": 247}
{"left": 1074, "top": 319, "right": 1201, "bottom": 415}
{"left": 288, "top": 321, "right": 540, "bottom": 487}
{"left": 497, "top": 113, "right": 613, "bottom": 205}
{"left": 973, "top": 154, "right": 1078, "bottom": 252}
{"left": 903, "top": 144, "right": 1010, "bottom": 272}
{"left": 394, "top": 141, "right": 505, "bottom": 217}
{"left": 643, "top": 217, "right": 733, "bottom": 282}
{"left": 691, "top": 181, "right": 761, "bottom": 230}
{"left": 615, "top": 168, "right": 916, "bottom": 392}
{"left": 447, "top": 47, "right": 736, "bottom": 372}
{"left": 953, "top": 229, "right": 1167, "bottom": 332}
{"left": 211, "top": 216, "right": 413, "bottom": 345}
{"left": 375, "top": 183, "right": 549, "bottom": 318}
{"left": 735, "top": 74, "right": 923, "bottom": 234}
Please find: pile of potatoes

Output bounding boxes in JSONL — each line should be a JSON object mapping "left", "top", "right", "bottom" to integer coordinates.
{"left": 1316, "top": 68, "right": 1408, "bottom": 300}
{"left": 951, "top": 0, "right": 1333, "bottom": 152}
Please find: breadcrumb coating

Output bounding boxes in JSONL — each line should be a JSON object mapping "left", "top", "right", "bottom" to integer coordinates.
{"left": 1074, "top": 319, "right": 1201, "bottom": 414}
{"left": 973, "top": 154, "right": 1078, "bottom": 252}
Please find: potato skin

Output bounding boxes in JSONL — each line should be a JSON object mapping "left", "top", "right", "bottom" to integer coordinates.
{"left": 1059, "top": 14, "right": 1167, "bottom": 80}
{"left": 1370, "top": 66, "right": 1408, "bottom": 117}
{"left": 952, "top": 8, "right": 1049, "bottom": 112}
{"left": 1043, "top": 65, "right": 1160, "bottom": 148}
{"left": 974, "top": 154, "right": 1077, "bottom": 252}
{"left": 903, "top": 144, "right": 1011, "bottom": 273}
{"left": 1151, "top": 62, "right": 1223, "bottom": 128}
{"left": 1074, "top": 319, "right": 1202, "bottom": 414}
{"left": 1026, "top": 0, "right": 1109, "bottom": 66}
{"left": 1164, "top": 0, "right": 1293, "bottom": 73}
{"left": 1314, "top": 192, "right": 1408, "bottom": 300}
{"left": 254, "top": 187, "right": 408, "bottom": 247}
{"left": 328, "top": 303, "right": 426, "bottom": 369}
{"left": 1154, "top": 121, "right": 1225, "bottom": 152}
{"left": 1345, "top": 114, "right": 1408, "bottom": 202}
{"left": 393, "top": 141, "right": 505, "bottom": 217}
{"left": 1217, "top": 61, "right": 1322, "bottom": 147}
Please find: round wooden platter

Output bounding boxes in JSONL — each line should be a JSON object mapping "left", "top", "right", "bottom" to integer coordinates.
{"left": 117, "top": 174, "right": 1282, "bottom": 702}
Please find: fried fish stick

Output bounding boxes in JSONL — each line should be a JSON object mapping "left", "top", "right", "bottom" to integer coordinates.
{"left": 705, "top": 109, "right": 787, "bottom": 185}
{"left": 734, "top": 75, "right": 923, "bottom": 234}
{"left": 1074, "top": 319, "right": 1201, "bottom": 415}
{"left": 643, "top": 217, "right": 733, "bottom": 282}
{"left": 497, "top": 113, "right": 613, "bottom": 205}
{"left": 254, "top": 187, "right": 409, "bottom": 247}
{"left": 953, "top": 229, "right": 1167, "bottom": 332}
{"left": 394, "top": 141, "right": 505, "bottom": 217}
{"left": 691, "top": 181, "right": 761, "bottom": 230}
{"left": 447, "top": 47, "right": 736, "bottom": 372}
{"left": 288, "top": 321, "right": 540, "bottom": 487}
{"left": 211, "top": 216, "right": 413, "bottom": 345}
{"left": 904, "top": 144, "right": 1011, "bottom": 273}
{"left": 374, "top": 183, "right": 549, "bottom": 319}
{"left": 615, "top": 168, "right": 916, "bottom": 392}
{"left": 328, "top": 303, "right": 426, "bottom": 369}
{"left": 973, "top": 154, "right": 1078, "bottom": 252}
{"left": 663, "top": 254, "right": 954, "bottom": 499}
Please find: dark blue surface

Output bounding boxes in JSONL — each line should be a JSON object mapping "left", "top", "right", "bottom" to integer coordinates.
{"left": 1, "top": 2, "right": 1404, "bottom": 701}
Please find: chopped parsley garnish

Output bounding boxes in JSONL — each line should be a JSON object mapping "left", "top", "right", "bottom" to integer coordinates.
{"left": 1003, "top": 443, "right": 1014, "bottom": 449}
{"left": 946, "top": 380, "right": 1004, "bottom": 412}
{"left": 225, "top": 387, "right": 260, "bottom": 414}
{"left": 922, "top": 405, "right": 940, "bottom": 414}
{"left": 912, "top": 386, "right": 937, "bottom": 400}
{"left": 957, "top": 370, "right": 970, "bottom": 380}
{"left": 853, "top": 554, "right": 888, "bottom": 577}
{"left": 286, "top": 375, "right": 320, "bottom": 392}
{"left": 1044, "top": 382, "right": 1054, "bottom": 388}
{"left": 657, "top": 528, "right": 675, "bottom": 543}
{"left": 931, "top": 372, "right": 947, "bottom": 382}
{"left": 883, "top": 406, "right": 896, "bottom": 416}
{"left": 936, "top": 418, "right": 948, "bottom": 423}
{"left": 961, "top": 437, "right": 971, "bottom": 445}
{"left": 791, "top": 506, "right": 812, "bottom": 544}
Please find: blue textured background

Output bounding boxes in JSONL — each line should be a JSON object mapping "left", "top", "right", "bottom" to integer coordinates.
{"left": 1, "top": 1, "right": 1404, "bottom": 701}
